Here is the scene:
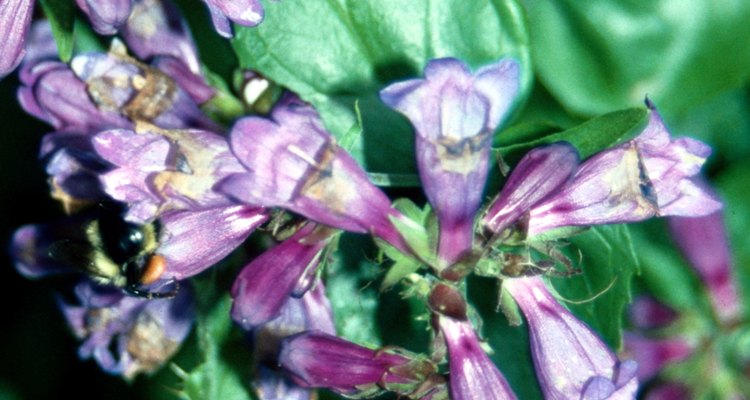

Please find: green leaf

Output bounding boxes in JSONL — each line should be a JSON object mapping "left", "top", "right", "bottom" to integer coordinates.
{"left": 232, "top": 0, "right": 531, "bottom": 174}
{"left": 39, "top": 0, "right": 75, "bottom": 62}
{"left": 551, "top": 224, "right": 639, "bottom": 349}
{"left": 175, "top": 280, "right": 253, "bottom": 400}
{"left": 527, "top": 0, "right": 750, "bottom": 116}
{"left": 495, "top": 106, "right": 648, "bottom": 166}
{"left": 628, "top": 222, "right": 704, "bottom": 313}
{"left": 326, "top": 235, "right": 383, "bottom": 346}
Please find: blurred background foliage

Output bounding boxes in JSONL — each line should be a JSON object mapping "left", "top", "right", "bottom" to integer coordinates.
{"left": 2, "top": 0, "right": 750, "bottom": 398}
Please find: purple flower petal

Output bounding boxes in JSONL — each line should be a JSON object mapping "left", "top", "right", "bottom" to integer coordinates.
{"left": 527, "top": 105, "right": 721, "bottom": 236}
{"left": 121, "top": 0, "right": 201, "bottom": 74}
{"left": 504, "top": 276, "right": 639, "bottom": 399}
{"left": 60, "top": 280, "right": 193, "bottom": 379}
{"left": 0, "top": 0, "right": 34, "bottom": 77}
{"left": 483, "top": 143, "right": 579, "bottom": 235}
{"left": 231, "top": 223, "right": 333, "bottom": 330}
{"left": 622, "top": 333, "right": 694, "bottom": 381}
{"left": 436, "top": 314, "right": 518, "bottom": 400}
{"left": 219, "top": 96, "right": 411, "bottom": 253}
{"left": 76, "top": 0, "right": 133, "bottom": 35}
{"left": 203, "top": 0, "right": 264, "bottom": 38}
{"left": 381, "top": 57, "right": 521, "bottom": 264}
{"left": 668, "top": 211, "right": 741, "bottom": 323}
{"left": 628, "top": 296, "right": 679, "bottom": 330}
{"left": 280, "top": 331, "right": 430, "bottom": 397}
{"left": 156, "top": 205, "right": 268, "bottom": 280}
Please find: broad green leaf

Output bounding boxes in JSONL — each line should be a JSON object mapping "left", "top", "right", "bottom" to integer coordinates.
{"left": 551, "top": 224, "right": 639, "bottom": 349}
{"left": 628, "top": 222, "right": 703, "bottom": 313}
{"left": 527, "top": 0, "right": 750, "bottom": 116}
{"left": 233, "top": 0, "right": 531, "bottom": 175}
{"left": 495, "top": 106, "right": 648, "bottom": 166}
{"left": 176, "top": 280, "right": 254, "bottom": 400}
{"left": 39, "top": 0, "right": 75, "bottom": 62}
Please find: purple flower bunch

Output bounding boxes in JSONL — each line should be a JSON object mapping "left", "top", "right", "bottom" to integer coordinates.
{"left": 622, "top": 211, "right": 747, "bottom": 398}
{"left": 6, "top": 2, "right": 724, "bottom": 399}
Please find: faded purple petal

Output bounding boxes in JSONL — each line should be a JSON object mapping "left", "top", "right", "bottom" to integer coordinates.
{"left": 155, "top": 205, "right": 268, "bottom": 280}
{"left": 11, "top": 222, "right": 79, "bottom": 278}
{"left": 622, "top": 333, "right": 694, "bottom": 381}
{"left": 231, "top": 224, "right": 333, "bottom": 330}
{"left": 643, "top": 382, "right": 691, "bottom": 400}
{"left": 60, "top": 280, "right": 193, "bottom": 379}
{"left": 483, "top": 143, "right": 579, "bottom": 235}
{"left": 219, "top": 97, "right": 411, "bottom": 253}
{"left": 152, "top": 56, "right": 215, "bottom": 104}
{"left": 380, "top": 58, "right": 520, "bottom": 263}
{"left": 435, "top": 314, "right": 518, "bottom": 400}
{"left": 504, "top": 276, "right": 638, "bottom": 399}
{"left": 76, "top": 0, "right": 133, "bottom": 35}
{"left": 0, "top": 0, "right": 34, "bottom": 77}
{"left": 668, "top": 212, "right": 741, "bottom": 323}
{"left": 121, "top": 0, "right": 201, "bottom": 74}
{"left": 280, "top": 331, "right": 425, "bottom": 397}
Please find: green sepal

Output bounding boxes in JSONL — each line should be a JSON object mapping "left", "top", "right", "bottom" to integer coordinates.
{"left": 39, "top": 0, "right": 75, "bottom": 62}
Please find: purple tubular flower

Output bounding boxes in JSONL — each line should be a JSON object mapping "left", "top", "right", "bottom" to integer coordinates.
{"left": 527, "top": 105, "right": 721, "bottom": 236}
{"left": 155, "top": 205, "right": 268, "bottom": 280}
{"left": 121, "top": 0, "right": 201, "bottom": 74}
{"left": 482, "top": 143, "right": 579, "bottom": 235}
{"left": 76, "top": 0, "right": 133, "bottom": 35}
{"left": 0, "top": 0, "right": 34, "bottom": 78}
{"left": 60, "top": 281, "right": 193, "bottom": 379}
{"left": 428, "top": 283, "right": 517, "bottom": 400}
{"left": 92, "top": 126, "right": 244, "bottom": 222}
{"left": 280, "top": 331, "right": 435, "bottom": 398}
{"left": 668, "top": 211, "right": 741, "bottom": 323}
{"left": 435, "top": 315, "right": 518, "bottom": 400}
{"left": 504, "top": 276, "right": 638, "bottom": 399}
{"left": 231, "top": 223, "right": 334, "bottom": 330}
{"left": 219, "top": 97, "right": 411, "bottom": 254}
{"left": 203, "top": 0, "right": 265, "bottom": 38}
{"left": 622, "top": 333, "right": 694, "bottom": 381}
{"left": 380, "top": 58, "right": 520, "bottom": 264}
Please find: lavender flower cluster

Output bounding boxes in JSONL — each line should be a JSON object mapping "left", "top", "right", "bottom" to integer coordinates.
{"left": 4, "top": 1, "right": 728, "bottom": 399}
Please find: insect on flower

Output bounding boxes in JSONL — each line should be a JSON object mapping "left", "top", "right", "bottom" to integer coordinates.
{"left": 48, "top": 202, "right": 178, "bottom": 298}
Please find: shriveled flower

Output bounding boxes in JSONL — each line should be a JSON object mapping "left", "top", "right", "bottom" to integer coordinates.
{"left": 668, "top": 211, "right": 741, "bottom": 324}
{"left": 280, "top": 331, "right": 438, "bottom": 398}
{"left": 0, "top": 0, "right": 35, "bottom": 78}
{"left": 504, "top": 276, "right": 638, "bottom": 399}
{"left": 218, "top": 95, "right": 411, "bottom": 254}
{"left": 482, "top": 142, "right": 579, "bottom": 237}
{"left": 202, "top": 0, "right": 265, "bottom": 38}
{"left": 60, "top": 280, "right": 193, "bottom": 379}
{"left": 231, "top": 223, "right": 335, "bottom": 330}
{"left": 527, "top": 104, "right": 721, "bottom": 236}
{"left": 70, "top": 42, "right": 217, "bottom": 131}
{"left": 380, "top": 57, "right": 520, "bottom": 264}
